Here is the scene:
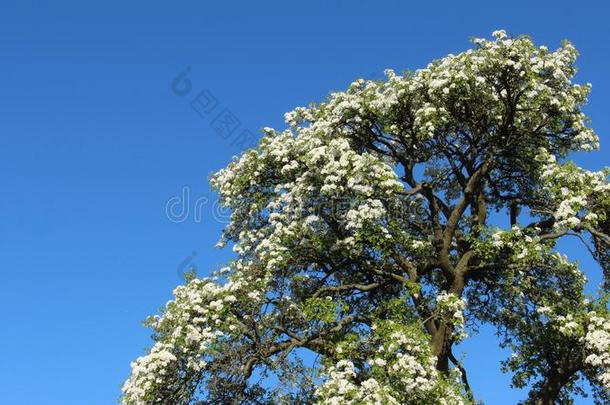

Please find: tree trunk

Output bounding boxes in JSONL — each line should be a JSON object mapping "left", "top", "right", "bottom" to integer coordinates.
{"left": 532, "top": 370, "right": 571, "bottom": 405}
{"left": 431, "top": 325, "right": 450, "bottom": 372}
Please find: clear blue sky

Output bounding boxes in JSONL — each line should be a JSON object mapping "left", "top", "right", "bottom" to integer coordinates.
{"left": 1, "top": 1, "right": 608, "bottom": 404}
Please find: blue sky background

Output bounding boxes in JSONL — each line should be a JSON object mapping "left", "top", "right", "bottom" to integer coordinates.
{"left": 1, "top": 1, "right": 609, "bottom": 403}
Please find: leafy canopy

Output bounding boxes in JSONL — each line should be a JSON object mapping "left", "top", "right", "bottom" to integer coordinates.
{"left": 123, "top": 31, "right": 610, "bottom": 405}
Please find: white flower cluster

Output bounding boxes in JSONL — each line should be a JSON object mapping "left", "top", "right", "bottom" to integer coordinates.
{"left": 315, "top": 324, "right": 466, "bottom": 404}
{"left": 410, "top": 30, "right": 597, "bottom": 151}
{"left": 436, "top": 291, "right": 467, "bottom": 341}
{"left": 555, "top": 312, "right": 582, "bottom": 337}
{"left": 211, "top": 125, "right": 404, "bottom": 271}
{"left": 381, "top": 330, "right": 440, "bottom": 394}
{"left": 584, "top": 313, "right": 610, "bottom": 391}
{"left": 314, "top": 360, "right": 394, "bottom": 405}
{"left": 479, "top": 226, "right": 545, "bottom": 265}
{"left": 535, "top": 305, "right": 610, "bottom": 393}
{"left": 345, "top": 199, "right": 387, "bottom": 231}
{"left": 122, "top": 343, "right": 179, "bottom": 403}
{"left": 536, "top": 149, "right": 610, "bottom": 231}
{"left": 122, "top": 267, "right": 266, "bottom": 404}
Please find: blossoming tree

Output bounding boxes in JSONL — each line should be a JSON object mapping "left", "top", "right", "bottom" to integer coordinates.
{"left": 123, "top": 31, "right": 610, "bottom": 404}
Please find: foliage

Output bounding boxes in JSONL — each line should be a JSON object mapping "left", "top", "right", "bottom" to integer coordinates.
{"left": 123, "top": 30, "right": 610, "bottom": 404}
